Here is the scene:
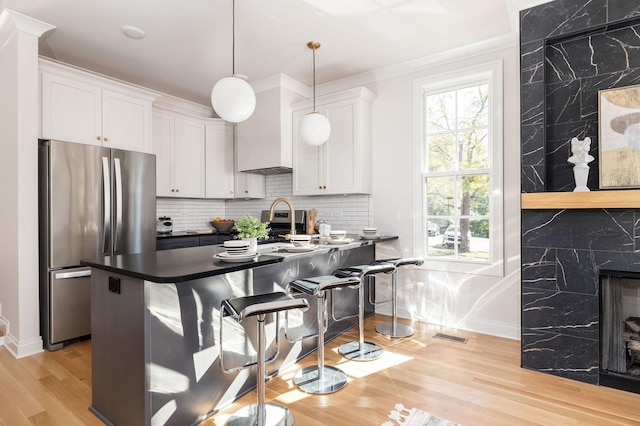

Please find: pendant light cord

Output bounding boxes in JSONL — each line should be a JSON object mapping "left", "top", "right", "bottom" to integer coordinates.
{"left": 312, "top": 46, "right": 316, "bottom": 112}
{"left": 232, "top": 0, "right": 235, "bottom": 75}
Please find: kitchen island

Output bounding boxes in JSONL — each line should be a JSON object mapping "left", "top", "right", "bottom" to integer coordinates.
{"left": 83, "top": 235, "right": 396, "bottom": 426}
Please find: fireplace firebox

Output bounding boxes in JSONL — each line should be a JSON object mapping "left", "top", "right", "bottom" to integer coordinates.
{"left": 599, "top": 270, "right": 640, "bottom": 394}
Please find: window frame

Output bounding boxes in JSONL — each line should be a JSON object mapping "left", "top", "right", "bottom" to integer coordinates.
{"left": 413, "top": 60, "right": 504, "bottom": 276}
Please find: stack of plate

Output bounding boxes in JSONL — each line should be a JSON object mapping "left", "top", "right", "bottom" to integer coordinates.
{"left": 223, "top": 240, "right": 250, "bottom": 255}
{"left": 213, "top": 240, "right": 257, "bottom": 262}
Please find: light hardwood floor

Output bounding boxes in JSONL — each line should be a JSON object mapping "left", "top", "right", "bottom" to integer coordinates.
{"left": 2, "top": 315, "right": 640, "bottom": 425}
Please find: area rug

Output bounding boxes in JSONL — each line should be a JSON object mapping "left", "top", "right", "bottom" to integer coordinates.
{"left": 382, "top": 403, "right": 460, "bottom": 426}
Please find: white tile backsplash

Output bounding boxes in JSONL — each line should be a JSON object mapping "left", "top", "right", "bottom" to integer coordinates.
{"left": 156, "top": 198, "right": 226, "bottom": 231}
{"left": 158, "top": 174, "right": 372, "bottom": 233}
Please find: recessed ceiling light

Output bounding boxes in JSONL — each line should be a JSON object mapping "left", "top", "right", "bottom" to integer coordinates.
{"left": 121, "top": 25, "right": 146, "bottom": 39}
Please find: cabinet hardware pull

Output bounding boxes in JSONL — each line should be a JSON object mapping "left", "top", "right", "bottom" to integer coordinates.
{"left": 97, "top": 136, "right": 101, "bottom": 140}
{"left": 104, "top": 137, "right": 109, "bottom": 142}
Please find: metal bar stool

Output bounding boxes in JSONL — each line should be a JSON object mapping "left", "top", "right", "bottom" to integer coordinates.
{"left": 286, "top": 275, "right": 361, "bottom": 394}
{"left": 220, "top": 292, "right": 309, "bottom": 426}
{"left": 333, "top": 263, "right": 396, "bottom": 361}
{"left": 373, "top": 257, "right": 424, "bottom": 338}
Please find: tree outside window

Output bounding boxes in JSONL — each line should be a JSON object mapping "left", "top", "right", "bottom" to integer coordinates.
{"left": 423, "top": 83, "right": 490, "bottom": 261}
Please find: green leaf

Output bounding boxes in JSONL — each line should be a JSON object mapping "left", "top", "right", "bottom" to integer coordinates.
{"left": 234, "top": 215, "right": 271, "bottom": 239}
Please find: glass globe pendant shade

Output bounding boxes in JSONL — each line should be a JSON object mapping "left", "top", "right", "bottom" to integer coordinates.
{"left": 210, "top": 75, "right": 256, "bottom": 123}
{"left": 300, "top": 111, "right": 331, "bottom": 146}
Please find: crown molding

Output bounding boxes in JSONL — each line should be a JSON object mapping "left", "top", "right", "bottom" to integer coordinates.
{"left": 0, "top": 9, "right": 56, "bottom": 48}
{"left": 250, "top": 73, "right": 308, "bottom": 97}
{"left": 314, "top": 32, "right": 517, "bottom": 96}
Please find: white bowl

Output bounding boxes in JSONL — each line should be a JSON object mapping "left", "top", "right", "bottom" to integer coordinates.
{"left": 329, "top": 230, "right": 346, "bottom": 240}
{"left": 289, "top": 234, "right": 311, "bottom": 241}
{"left": 289, "top": 234, "right": 311, "bottom": 247}
{"left": 362, "top": 227, "right": 378, "bottom": 235}
{"left": 224, "top": 240, "right": 249, "bottom": 248}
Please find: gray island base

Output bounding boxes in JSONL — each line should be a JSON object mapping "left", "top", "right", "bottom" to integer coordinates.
{"left": 84, "top": 237, "right": 396, "bottom": 426}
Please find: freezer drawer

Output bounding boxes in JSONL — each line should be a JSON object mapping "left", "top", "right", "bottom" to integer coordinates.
{"left": 49, "top": 267, "right": 91, "bottom": 344}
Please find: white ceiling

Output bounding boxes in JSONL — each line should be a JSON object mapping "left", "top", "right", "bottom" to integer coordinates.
{"left": 1, "top": 0, "right": 551, "bottom": 106}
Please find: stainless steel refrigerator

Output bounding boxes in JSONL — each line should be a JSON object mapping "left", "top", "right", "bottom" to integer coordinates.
{"left": 38, "top": 139, "right": 156, "bottom": 350}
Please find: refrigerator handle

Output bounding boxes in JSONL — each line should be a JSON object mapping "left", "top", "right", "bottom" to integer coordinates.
{"left": 102, "top": 156, "right": 111, "bottom": 254}
{"left": 55, "top": 270, "right": 92, "bottom": 279}
{"left": 113, "top": 157, "right": 123, "bottom": 253}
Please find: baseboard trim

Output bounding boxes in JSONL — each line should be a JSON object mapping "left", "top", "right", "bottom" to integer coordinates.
{"left": 0, "top": 314, "right": 7, "bottom": 346}
{"left": 0, "top": 315, "right": 43, "bottom": 358}
{"left": 4, "top": 333, "right": 44, "bottom": 358}
{"left": 374, "top": 306, "right": 520, "bottom": 341}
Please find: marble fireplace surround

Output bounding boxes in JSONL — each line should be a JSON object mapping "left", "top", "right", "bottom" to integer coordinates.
{"left": 520, "top": 0, "right": 640, "bottom": 390}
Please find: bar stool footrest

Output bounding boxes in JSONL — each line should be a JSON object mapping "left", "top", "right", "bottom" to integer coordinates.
{"left": 339, "top": 341, "right": 383, "bottom": 361}
{"left": 226, "top": 402, "right": 294, "bottom": 426}
{"left": 375, "top": 322, "right": 415, "bottom": 338}
{"left": 293, "top": 365, "right": 348, "bottom": 394}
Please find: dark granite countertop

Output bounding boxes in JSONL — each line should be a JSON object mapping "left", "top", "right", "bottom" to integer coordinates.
{"left": 83, "top": 234, "right": 397, "bottom": 283}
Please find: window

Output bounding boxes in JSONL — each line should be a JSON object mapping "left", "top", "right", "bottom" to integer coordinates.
{"left": 414, "top": 61, "right": 503, "bottom": 276}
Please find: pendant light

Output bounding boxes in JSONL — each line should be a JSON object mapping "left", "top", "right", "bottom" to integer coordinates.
{"left": 211, "top": 0, "right": 256, "bottom": 123}
{"left": 300, "top": 41, "right": 331, "bottom": 146}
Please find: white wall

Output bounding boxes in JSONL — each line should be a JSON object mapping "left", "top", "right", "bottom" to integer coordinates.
{"left": 368, "top": 45, "right": 521, "bottom": 340}
{"left": 0, "top": 10, "right": 54, "bottom": 357}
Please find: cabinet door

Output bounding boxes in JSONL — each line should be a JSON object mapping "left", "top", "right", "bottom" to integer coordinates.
{"left": 235, "top": 172, "right": 266, "bottom": 198}
{"left": 292, "top": 108, "right": 323, "bottom": 195}
{"left": 322, "top": 100, "right": 358, "bottom": 195}
{"left": 198, "top": 235, "right": 222, "bottom": 246}
{"left": 205, "top": 122, "right": 235, "bottom": 199}
{"left": 152, "top": 113, "right": 174, "bottom": 197}
{"left": 41, "top": 71, "right": 102, "bottom": 145}
{"left": 156, "top": 236, "right": 199, "bottom": 251}
{"left": 102, "top": 89, "right": 151, "bottom": 153}
{"left": 173, "top": 117, "right": 205, "bottom": 198}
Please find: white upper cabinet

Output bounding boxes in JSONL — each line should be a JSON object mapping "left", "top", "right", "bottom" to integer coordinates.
{"left": 152, "top": 110, "right": 205, "bottom": 198}
{"left": 235, "top": 171, "right": 266, "bottom": 199}
{"left": 292, "top": 87, "right": 375, "bottom": 196}
{"left": 40, "top": 59, "right": 157, "bottom": 153}
{"left": 205, "top": 120, "right": 235, "bottom": 199}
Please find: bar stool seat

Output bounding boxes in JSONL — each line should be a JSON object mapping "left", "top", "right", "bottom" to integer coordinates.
{"left": 333, "top": 263, "right": 396, "bottom": 361}
{"left": 372, "top": 257, "right": 424, "bottom": 338}
{"left": 220, "top": 292, "right": 309, "bottom": 426}
{"left": 287, "top": 275, "right": 361, "bottom": 394}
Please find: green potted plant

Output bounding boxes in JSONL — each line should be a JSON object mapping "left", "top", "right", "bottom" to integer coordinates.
{"left": 234, "top": 215, "right": 271, "bottom": 252}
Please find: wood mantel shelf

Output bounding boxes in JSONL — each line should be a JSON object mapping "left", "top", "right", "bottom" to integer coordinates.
{"left": 521, "top": 190, "right": 640, "bottom": 209}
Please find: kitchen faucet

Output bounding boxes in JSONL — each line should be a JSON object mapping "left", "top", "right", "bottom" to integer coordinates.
{"left": 268, "top": 197, "right": 296, "bottom": 236}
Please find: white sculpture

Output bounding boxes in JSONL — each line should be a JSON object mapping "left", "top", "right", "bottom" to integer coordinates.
{"left": 567, "top": 137, "right": 594, "bottom": 192}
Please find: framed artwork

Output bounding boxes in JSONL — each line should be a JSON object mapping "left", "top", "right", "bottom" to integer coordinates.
{"left": 599, "top": 84, "right": 640, "bottom": 189}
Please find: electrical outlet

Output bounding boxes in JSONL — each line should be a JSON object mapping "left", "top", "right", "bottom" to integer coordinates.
{"left": 333, "top": 209, "right": 342, "bottom": 217}
{"left": 181, "top": 209, "right": 188, "bottom": 217}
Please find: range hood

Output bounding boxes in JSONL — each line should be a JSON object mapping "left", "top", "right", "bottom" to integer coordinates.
{"left": 236, "top": 74, "right": 307, "bottom": 175}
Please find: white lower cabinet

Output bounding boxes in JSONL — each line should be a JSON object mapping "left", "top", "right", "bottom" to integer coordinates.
{"left": 205, "top": 121, "right": 235, "bottom": 199}
{"left": 152, "top": 110, "right": 205, "bottom": 198}
{"left": 292, "top": 87, "right": 375, "bottom": 196}
{"left": 40, "top": 59, "right": 156, "bottom": 153}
